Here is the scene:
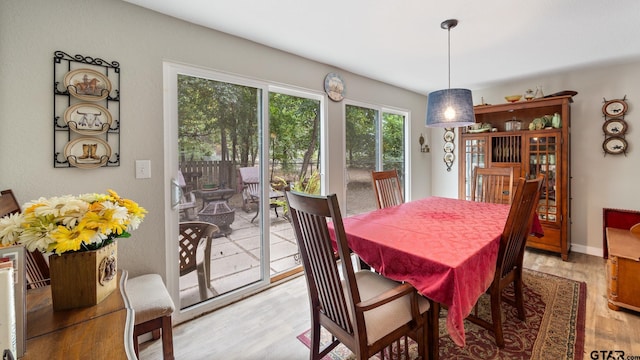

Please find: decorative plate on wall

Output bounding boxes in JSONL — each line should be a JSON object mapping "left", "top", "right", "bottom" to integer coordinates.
{"left": 602, "top": 99, "right": 628, "bottom": 118}
{"left": 64, "top": 68, "right": 112, "bottom": 101}
{"left": 444, "top": 152, "right": 455, "bottom": 172}
{"left": 602, "top": 136, "right": 628, "bottom": 155}
{"left": 64, "top": 103, "right": 112, "bottom": 135}
{"left": 443, "top": 129, "right": 455, "bottom": 142}
{"left": 602, "top": 118, "right": 627, "bottom": 136}
{"left": 443, "top": 141, "right": 455, "bottom": 153}
{"left": 64, "top": 137, "right": 112, "bottom": 169}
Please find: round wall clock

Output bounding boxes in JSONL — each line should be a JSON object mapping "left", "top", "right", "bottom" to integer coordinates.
{"left": 324, "top": 73, "right": 345, "bottom": 102}
{"left": 603, "top": 136, "right": 628, "bottom": 155}
{"left": 602, "top": 118, "right": 627, "bottom": 136}
{"left": 603, "top": 99, "right": 628, "bottom": 117}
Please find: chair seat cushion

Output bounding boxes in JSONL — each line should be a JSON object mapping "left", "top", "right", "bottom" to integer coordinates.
{"left": 348, "top": 271, "right": 430, "bottom": 345}
{"left": 128, "top": 274, "right": 175, "bottom": 325}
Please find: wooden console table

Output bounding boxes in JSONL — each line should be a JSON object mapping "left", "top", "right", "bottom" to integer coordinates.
{"left": 606, "top": 227, "right": 640, "bottom": 312}
{"left": 21, "top": 270, "right": 136, "bottom": 359}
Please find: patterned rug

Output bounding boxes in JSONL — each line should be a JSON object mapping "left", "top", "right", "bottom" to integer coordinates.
{"left": 297, "top": 269, "right": 586, "bottom": 359}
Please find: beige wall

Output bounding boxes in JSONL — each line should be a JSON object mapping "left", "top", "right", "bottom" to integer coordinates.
{"left": 0, "top": 0, "right": 431, "bottom": 278}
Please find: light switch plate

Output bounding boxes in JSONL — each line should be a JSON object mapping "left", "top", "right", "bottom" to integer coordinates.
{"left": 135, "top": 160, "right": 151, "bottom": 179}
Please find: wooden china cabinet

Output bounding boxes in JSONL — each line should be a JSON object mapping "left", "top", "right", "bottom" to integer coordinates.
{"left": 458, "top": 95, "right": 573, "bottom": 260}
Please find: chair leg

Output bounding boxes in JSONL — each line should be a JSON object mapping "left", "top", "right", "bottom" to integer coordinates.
{"left": 133, "top": 334, "right": 140, "bottom": 358}
{"left": 514, "top": 273, "right": 526, "bottom": 321}
{"left": 196, "top": 267, "right": 208, "bottom": 301}
{"left": 251, "top": 205, "right": 259, "bottom": 222}
{"left": 134, "top": 316, "right": 175, "bottom": 360}
{"left": 429, "top": 301, "right": 440, "bottom": 360}
{"left": 310, "top": 323, "right": 321, "bottom": 360}
{"left": 490, "top": 287, "right": 505, "bottom": 348}
{"left": 161, "top": 315, "right": 175, "bottom": 360}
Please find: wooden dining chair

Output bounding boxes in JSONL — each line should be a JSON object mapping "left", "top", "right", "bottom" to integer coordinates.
{"left": 129, "top": 273, "right": 176, "bottom": 360}
{"left": 285, "top": 190, "right": 435, "bottom": 360}
{"left": 0, "top": 189, "right": 51, "bottom": 289}
{"left": 471, "top": 166, "right": 515, "bottom": 205}
{"left": 466, "top": 175, "right": 544, "bottom": 347}
{"left": 371, "top": 169, "right": 404, "bottom": 209}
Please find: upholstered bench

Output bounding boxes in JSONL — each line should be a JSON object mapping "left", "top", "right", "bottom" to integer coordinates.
{"left": 606, "top": 225, "right": 640, "bottom": 312}
{"left": 127, "top": 274, "right": 176, "bottom": 359}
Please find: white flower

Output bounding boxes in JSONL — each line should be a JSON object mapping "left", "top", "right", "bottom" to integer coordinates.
{"left": 0, "top": 213, "right": 23, "bottom": 246}
{"left": 0, "top": 190, "right": 146, "bottom": 255}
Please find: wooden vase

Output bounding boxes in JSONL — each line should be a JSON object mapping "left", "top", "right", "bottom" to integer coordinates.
{"left": 48, "top": 241, "right": 118, "bottom": 311}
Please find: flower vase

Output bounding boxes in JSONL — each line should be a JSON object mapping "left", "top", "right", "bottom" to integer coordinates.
{"left": 48, "top": 241, "right": 118, "bottom": 310}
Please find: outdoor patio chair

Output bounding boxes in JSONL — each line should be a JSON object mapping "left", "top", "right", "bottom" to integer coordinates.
{"left": 285, "top": 190, "right": 435, "bottom": 360}
{"left": 177, "top": 171, "right": 198, "bottom": 220}
{"left": 0, "top": 189, "right": 51, "bottom": 289}
{"left": 178, "top": 221, "right": 220, "bottom": 301}
{"left": 471, "top": 166, "right": 515, "bottom": 205}
{"left": 371, "top": 169, "right": 404, "bottom": 209}
{"left": 466, "top": 175, "right": 543, "bottom": 347}
{"left": 238, "top": 166, "right": 260, "bottom": 212}
{"left": 238, "top": 166, "right": 284, "bottom": 222}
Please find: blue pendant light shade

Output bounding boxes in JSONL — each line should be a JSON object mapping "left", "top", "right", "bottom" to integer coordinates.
{"left": 426, "top": 88, "right": 475, "bottom": 127}
{"left": 426, "top": 19, "right": 475, "bottom": 128}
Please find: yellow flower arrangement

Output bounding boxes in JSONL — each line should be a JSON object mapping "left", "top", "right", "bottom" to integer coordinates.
{"left": 0, "top": 189, "right": 146, "bottom": 255}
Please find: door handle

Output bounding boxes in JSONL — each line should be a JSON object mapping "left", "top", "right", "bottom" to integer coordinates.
{"left": 171, "top": 178, "right": 181, "bottom": 209}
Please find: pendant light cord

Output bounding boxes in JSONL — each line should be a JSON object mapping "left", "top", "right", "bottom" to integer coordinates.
{"left": 447, "top": 25, "right": 451, "bottom": 90}
{"left": 440, "top": 19, "right": 458, "bottom": 91}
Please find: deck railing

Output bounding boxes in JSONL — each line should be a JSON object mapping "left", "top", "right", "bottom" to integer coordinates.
{"left": 180, "top": 160, "right": 237, "bottom": 192}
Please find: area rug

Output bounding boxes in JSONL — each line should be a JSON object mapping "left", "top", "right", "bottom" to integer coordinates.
{"left": 297, "top": 269, "right": 586, "bottom": 359}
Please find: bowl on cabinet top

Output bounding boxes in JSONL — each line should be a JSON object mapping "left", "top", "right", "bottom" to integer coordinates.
{"left": 505, "top": 95, "right": 522, "bottom": 103}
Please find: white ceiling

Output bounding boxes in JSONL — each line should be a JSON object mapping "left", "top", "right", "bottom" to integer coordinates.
{"left": 126, "top": 0, "right": 640, "bottom": 95}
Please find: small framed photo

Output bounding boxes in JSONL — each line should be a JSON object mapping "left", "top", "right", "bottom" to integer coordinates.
{"left": 0, "top": 245, "right": 25, "bottom": 358}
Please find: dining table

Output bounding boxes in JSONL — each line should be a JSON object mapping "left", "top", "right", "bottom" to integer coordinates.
{"left": 329, "top": 196, "right": 540, "bottom": 349}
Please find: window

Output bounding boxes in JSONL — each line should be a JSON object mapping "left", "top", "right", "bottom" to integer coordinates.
{"left": 345, "top": 103, "right": 407, "bottom": 215}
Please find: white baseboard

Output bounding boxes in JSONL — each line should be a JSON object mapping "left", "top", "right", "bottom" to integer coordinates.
{"left": 571, "top": 243, "right": 603, "bottom": 257}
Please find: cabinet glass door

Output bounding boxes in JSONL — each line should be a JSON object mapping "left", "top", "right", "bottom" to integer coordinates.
{"left": 527, "top": 134, "right": 559, "bottom": 224}
{"left": 462, "top": 137, "right": 486, "bottom": 200}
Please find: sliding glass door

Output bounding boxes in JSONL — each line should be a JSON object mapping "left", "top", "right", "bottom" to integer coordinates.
{"left": 165, "top": 63, "right": 325, "bottom": 323}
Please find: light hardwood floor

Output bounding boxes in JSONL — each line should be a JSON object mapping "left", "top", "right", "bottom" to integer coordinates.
{"left": 139, "top": 250, "right": 640, "bottom": 359}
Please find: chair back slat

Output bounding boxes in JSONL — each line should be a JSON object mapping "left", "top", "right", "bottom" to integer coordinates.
{"left": 286, "top": 191, "right": 355, "bottom": 335}
{"left": 471, "top": 167, "right": 515, "bottom": 205}
{"left": 1, "top": 189, "right": 51, "bottom": 289}
{"left": 371, "top": 170, "right": 404, "bottom": 209}
{"left": 497, "top": 175, "right": 543, "bottom": 278}
{"left": 0, "top": 189, "right": 21, "bottom": 217}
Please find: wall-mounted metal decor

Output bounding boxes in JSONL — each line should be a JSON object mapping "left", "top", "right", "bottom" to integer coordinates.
{"left": 602, "top": 96, "right": 628, "bottom": 156}
{"left": 443, "top": 128, "right": 455, "bottom": 171}
{"left": 53, "top": 50, "right": 120, "bottom": 168}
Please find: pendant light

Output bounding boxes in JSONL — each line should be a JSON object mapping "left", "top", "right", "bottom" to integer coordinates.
{"left": 426, "top": 19, "right": 475, "bottom": 127}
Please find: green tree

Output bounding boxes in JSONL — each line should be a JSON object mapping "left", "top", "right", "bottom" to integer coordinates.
{"left": 345, "top": 105, "right": 377, "bottom": 168}
{"left": 382, "top": 113, "right": 404, "bottom": 169}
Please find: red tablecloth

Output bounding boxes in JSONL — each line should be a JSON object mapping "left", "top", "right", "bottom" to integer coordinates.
{"left": 330, "top": 196, "right": 512, "bottom": 347}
